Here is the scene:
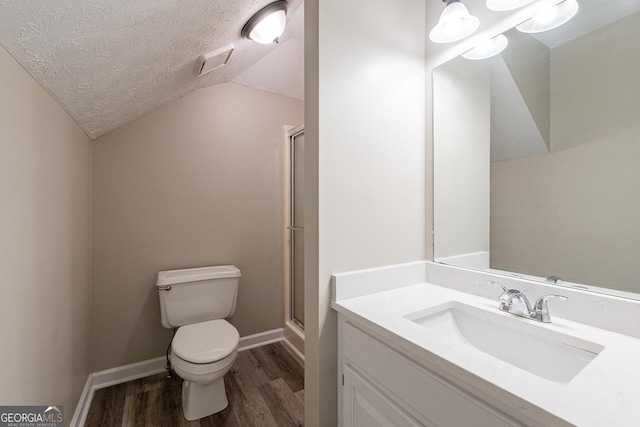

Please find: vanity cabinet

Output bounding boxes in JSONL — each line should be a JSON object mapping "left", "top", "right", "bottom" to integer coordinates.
{"left": 343, "top": 365, "right": 424, "bottom": 427}
{"left": 339, "top": 315, "right": 521, "bottom": 427}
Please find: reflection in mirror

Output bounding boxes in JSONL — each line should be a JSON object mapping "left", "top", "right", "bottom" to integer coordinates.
{"left": 433, "top": 0, "right": 640, "bottom": 300}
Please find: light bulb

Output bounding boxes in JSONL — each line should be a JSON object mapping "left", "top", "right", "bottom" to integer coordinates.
{"left": 443, "top": 18, "right": 464, "bottom": 38}
{"left": 429, "top": 0, "right": 479, "bottom": 43}
{"left": 516, "top": 0, "right": 579, "bottom": 34}
{"left": 249, "top": 10, "right": 287, "bottom": 44}
{"left": 241, "top": 1, "right": 288, "bottom": 44}
{"left": 462, "top": 34, "right": 509, "bottom": 60}
{"left": 533, "top": 3, "right": 559, "bottom": 25}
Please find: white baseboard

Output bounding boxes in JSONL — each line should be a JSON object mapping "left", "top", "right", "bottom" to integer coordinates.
{"left": 282, "top": 337, "right": 305, "bottom": 366}
{"left": 238, "top": 327, "right": 284, "bottom": 351}
{"left": 71, "top": 328, "right": 285, "bottom": 427}
{"left": 283, "top": 320, "right": 305, "bottom": 366}
{"left": 68, "top": 374, "right": 95, "bottom": 427}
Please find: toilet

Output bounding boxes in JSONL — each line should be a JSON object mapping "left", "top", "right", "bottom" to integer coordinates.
{"left": 156, "top": 265, "right": 241, "bottom": 421}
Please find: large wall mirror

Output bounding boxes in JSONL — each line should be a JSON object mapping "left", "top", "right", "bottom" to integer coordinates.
{"left": 433, "top": 0, "right": 640, "bottom": 300}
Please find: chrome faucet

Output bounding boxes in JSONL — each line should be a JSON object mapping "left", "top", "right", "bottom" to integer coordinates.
{"left": 486, "top": 281, "right": 567, "bottom": 323}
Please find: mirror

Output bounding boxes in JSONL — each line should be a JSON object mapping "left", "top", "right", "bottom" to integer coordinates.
{"left": 433, "top": 0, "right": 640, "bottom": 300}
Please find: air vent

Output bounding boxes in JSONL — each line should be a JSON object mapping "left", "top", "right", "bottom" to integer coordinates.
{"left": 194, "top": 44, "right": 234, "bottom": 76}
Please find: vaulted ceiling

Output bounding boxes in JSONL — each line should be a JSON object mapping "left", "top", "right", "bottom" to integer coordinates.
{"left": 0, "top": 0, "right": 304, "bottom": 139}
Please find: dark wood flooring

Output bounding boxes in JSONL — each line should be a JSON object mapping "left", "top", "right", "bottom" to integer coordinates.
{"left": 85, "top": 342, "right": 304, "bottom": 426}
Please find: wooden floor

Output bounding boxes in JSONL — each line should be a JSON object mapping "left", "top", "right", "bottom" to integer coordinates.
{"left": 85, "top": 342, "right": 304, "bottom": 427}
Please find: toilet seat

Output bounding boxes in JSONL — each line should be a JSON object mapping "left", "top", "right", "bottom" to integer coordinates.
{"left": 171, "top": 347, "right": 238, "bottom": 379}
{"left": 173, "top": 319, "right": 239, "bottom": 364}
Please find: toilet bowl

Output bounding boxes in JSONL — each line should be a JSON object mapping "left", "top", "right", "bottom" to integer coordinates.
{"left": 156, "top": 265, "right": 242, "bottom": 421}
{"left": 170, "top": 319, "right": 240, "bottom": 420}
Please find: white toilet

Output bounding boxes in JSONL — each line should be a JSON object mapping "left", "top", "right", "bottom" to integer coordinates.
{"left": 156, "top": 265, "right": 241, "bottom": 421}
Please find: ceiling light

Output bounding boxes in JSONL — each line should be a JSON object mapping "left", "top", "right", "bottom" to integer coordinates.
{"left": 486, "top": 0, "right": 535, "bottom": 12}
{"left": 241, "top": 1, "right": 288, "bottom": 44}
{"left": 462, "top": 34, "right": 508, "bottom": 60}
{"left": 429, "top": 0, "right": 480, "bottom": 44}
{"left": 516, "top": 0, "right": 579, "bottom": 34}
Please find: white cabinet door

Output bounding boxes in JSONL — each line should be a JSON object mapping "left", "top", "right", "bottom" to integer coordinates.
{"left": 341, "top": 320, "right": 521, "bottom": 427}
{"left": 343, "top": 365, "right": 428, "bottom": 427}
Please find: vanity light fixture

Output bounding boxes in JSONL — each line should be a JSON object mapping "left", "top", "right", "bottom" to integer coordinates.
{"left": 486, "top": 0, "right": 535, "bottom": 12}
{"left": 429, "top": 0, "right": 480, "bottom": 44}
{"left": 516, "top": 0, "right": 579, "bottom": 34}
{"left": 462, "top": 34, "right": 508, "bottom": 60}
{"left": 241, "top": 0, "right": 288, "bottom": 44}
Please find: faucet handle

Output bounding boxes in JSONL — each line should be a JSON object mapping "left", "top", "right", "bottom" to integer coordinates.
{"left": 485, "top": 281, "right": 510, "bottom": 311}
{"left": 486, "top": 280, "right": 508, "bottom": 294}
{"left": 533, "top": 294, "right": 568, "bottom": 323}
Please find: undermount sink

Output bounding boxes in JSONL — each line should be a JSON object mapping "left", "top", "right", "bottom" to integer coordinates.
{"left": 405, "top": 301, "right": 604, "bottom": 383}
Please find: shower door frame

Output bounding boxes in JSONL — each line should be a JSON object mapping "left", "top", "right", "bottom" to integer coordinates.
{"left": 283, "top": 125, "right": 305, "bottom": 358}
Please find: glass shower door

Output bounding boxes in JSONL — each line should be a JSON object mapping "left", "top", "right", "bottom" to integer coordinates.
{"left": 289, "top": 128, "right": 305, "bottom": 329}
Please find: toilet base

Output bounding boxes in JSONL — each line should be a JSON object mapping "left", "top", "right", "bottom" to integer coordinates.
{"left": 181, "top": 377, "right": 228, "bottom": 421}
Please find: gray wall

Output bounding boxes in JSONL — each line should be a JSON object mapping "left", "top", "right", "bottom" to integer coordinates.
{"left": 0, "top": 45, "right": 92, "bottom": 423}
{"left": 92, "top": 82, "right": 303, "bottom": 370}
{"left": 491, "top": 14, "right": 640, "bottom": 291}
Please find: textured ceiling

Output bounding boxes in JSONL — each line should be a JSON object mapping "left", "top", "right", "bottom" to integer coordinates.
{"left": 0, "top": 0, "right": 304, "bottom": 139}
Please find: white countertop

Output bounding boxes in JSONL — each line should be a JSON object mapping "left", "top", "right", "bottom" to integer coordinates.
{"left": 332, "top": 282, "right": 640, "bottom": 427}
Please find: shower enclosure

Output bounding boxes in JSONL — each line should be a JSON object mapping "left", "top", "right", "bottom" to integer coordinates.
{"left": 284, "top": 125, "right": 305, "bottom": 357}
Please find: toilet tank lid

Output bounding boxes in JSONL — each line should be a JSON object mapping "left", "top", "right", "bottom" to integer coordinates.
{"left": 156, "top": 265, "right": 240, "bottom": 287}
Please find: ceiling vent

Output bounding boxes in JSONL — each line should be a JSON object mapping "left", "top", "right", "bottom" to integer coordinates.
{"left": 194, "top": 44, "right": 234, "bottom": 76}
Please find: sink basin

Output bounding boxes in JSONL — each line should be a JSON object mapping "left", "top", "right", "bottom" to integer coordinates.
{"left": 405, "top": 301, "right": 603, "bottom": 383}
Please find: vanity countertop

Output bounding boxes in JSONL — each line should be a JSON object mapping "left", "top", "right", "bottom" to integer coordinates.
{"left": 332, "top": 282, "right": 640, "bottom": 427}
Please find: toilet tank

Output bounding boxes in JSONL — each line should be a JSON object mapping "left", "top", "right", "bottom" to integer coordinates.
{"left": 156, "top": 265, "right": 240, "bottom": 328}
